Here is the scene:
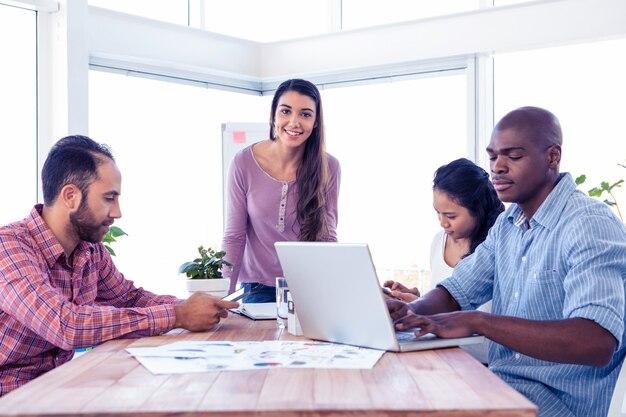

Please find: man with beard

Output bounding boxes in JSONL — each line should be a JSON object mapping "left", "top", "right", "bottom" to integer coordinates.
{"left": 0, "top": 135, "right": 239, "bottom": 396}
{"left": 388, "top": 107, "right": 626, "bottom": 417}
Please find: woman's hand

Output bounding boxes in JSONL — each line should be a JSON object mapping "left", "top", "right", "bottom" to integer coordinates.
{"left": 383, "top": 280, "right": 420, "bottom": 302}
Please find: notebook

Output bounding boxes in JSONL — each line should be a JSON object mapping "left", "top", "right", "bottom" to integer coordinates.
{"left": 274, "top": 242, "right": 485, "bottom": 352}
{"left": 234, "top": 303, "right": 276, "bottom": 320}
{"left": 222, "top": 288, "right": 277, "bottom": 320}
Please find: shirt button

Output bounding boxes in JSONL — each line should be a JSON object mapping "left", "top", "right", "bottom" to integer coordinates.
{"left": 514, "top": 292, "right": 519, "bottom": 299}
{"left": 521, "top": 256, "right": 527, "bottom": 262}
{"left": 515, "top": 353, "right": 521, "bottom": 360}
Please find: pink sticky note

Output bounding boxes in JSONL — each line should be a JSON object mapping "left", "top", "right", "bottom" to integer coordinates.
{"left": 233, "top": 131, "right": 246, "bottom": 144}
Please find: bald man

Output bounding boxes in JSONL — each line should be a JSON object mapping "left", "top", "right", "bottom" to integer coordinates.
{"left": 389, "top": 107, "right": 626, "bottom": 417}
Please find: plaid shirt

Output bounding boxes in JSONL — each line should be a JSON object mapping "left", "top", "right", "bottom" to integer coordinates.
{"left": 0, "top": 205, "right": 180, "bottom": 396}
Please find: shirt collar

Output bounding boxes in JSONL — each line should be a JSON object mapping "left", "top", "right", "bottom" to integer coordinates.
{"left": 507, "top": 173, "right": 575, "bottom": 231}
{"left": 26, "top": 204, "right": 96, "bottom": 269}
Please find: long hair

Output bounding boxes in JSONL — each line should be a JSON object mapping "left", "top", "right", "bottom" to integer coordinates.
{"left": 433, "top": 158, "right": 504, "bottom": 256}
{"left": 269, "top": 79, "right": 329, "bottom": 241}
{"left": 42, "top": 135, "right": 115, "bottom": 206}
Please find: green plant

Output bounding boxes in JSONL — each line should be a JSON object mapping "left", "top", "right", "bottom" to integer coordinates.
{"left": 102, "top": 226, "right": 128, "bottom": 256}
{"left": 178, "top": 246, "right": 233, "bottom": 279}
{"left": 575, "top": 161, "right": 624, "bottom": 222}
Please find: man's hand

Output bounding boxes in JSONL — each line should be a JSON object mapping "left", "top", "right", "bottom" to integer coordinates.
{"left": 386, "top": 298, "right": 410, "bottom": 321}
{"left": 383, "top": 280, "right": 420, "bottom": 302}
{"left": 394, "top": 310, "right": 481, "bottom": 339}
{"left": 173, "top": 292, "right": 240, "bottom": 332}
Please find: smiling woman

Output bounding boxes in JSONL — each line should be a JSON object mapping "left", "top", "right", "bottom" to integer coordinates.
{"left": 221, "top": 79, "right": 341, "bottom": 303}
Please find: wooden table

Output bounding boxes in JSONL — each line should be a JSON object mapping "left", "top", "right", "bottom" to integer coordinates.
{"left": 0, "top": 314, "right": 536, "bottom": 416}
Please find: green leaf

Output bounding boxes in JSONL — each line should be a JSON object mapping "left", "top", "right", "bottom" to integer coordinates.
{"left": 588, "top": 187, "right": 604, "bottom": 197}
{"left": 604, "top": 199, "right": 616, "bottom": 207}
{"left": 101, "top": 225, "right": 127, "bottom": 256}
{"left": 609, "top": 179, "right": 624, "bottom": 191}
{"left": 178, "top": 262, "right": 201, "bottom": 274}
{"left": 575, "top": 174, "right": 586, "bottom": 186}
{"left": 102, "top": 234, "right": 116, "bottom": 244}
{"left": 108, "top": 226, "right": 128, "bottom": 238}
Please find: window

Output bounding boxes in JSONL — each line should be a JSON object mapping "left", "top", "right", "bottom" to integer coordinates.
{"left": 88, "top": 0, "right": 188, "bottom": 26}
{"left": 322, "top": 72, "right": 469, "bottom": 291}
{"left": 201, "top": 0, "right": 336, "bottom": 42}
{"left": 88, "top": 0, "right": 336, "bottom": 42}
{"left": 0, "top": 5, "right": 37, "bottom": 225}
{"left": 89, "top": 70, "right": 267, "bottom": 297}
{"left": 341, "top": 0, "right": 480, "bottom": 30}
{"left": 494, "top": 38, "right": 626, "bottom": 216}
{"left": 89, "top": 69, "right": 468, "bottom": 296}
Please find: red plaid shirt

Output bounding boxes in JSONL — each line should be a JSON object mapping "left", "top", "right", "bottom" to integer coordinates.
{"left": 0, "top": 205, "right": 181, "bottom": 396}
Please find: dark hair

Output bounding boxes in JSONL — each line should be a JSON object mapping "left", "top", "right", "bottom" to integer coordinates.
{"left": 42, "top": 135, "right": 115, "bottom": 206}
{"left": 494, "top": 106, "right": 562, "bottom": 147}
{"left": 433, "top": 158, "right": 504, "bottom": 256}
{"left": 269, "top": 79, "right": 329, "bottom": 241}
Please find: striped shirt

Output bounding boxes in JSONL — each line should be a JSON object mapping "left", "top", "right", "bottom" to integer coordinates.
{"left": 0, "top": 205, "right": 181, "bottom": 396}
{"left": 442, "top": 173, "right": 626, "bottom": 417}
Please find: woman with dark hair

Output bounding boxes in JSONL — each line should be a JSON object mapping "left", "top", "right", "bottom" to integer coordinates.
{"left": 385, "top": 158, "right": 503, "bottom": 363}
{"left": 385, "top": 158, "right": 504, "bottom": 302}
{"left": 221, "top": 79, "right": 341, "bottom": 302}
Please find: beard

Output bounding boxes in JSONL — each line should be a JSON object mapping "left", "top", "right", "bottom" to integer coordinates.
{"left": 69, "top": 199, "right": 109, "bottom": 244}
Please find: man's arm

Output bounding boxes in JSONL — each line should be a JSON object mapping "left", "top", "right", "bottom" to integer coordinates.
{"left": 0, "top": 237, "right": 236, "bottom": 349}
{"left": 221, "top": 152, "right": 249, "bottom": 294}
{"left": 394, "top": 309, "right": 616, "bottom": 367}
{"left": 387, "top": 286, "right": 460, "bottom": 320}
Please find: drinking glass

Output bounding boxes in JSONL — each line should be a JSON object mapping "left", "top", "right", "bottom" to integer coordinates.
{"left": 276, "top": 277, "right": 289, "bottom": 328}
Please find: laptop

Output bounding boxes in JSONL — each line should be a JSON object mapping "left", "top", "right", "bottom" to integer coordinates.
{"left": 274, "top": 242, "right": 485, "bottom": 352}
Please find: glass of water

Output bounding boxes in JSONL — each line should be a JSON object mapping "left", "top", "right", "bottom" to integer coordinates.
{"left": 276, "top": 277, "right": 289, "bottom": 328}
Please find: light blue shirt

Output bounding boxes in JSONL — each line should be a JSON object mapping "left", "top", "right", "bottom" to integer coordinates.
{"left": 441, "top": 173, "right": 626, "bottom": 417}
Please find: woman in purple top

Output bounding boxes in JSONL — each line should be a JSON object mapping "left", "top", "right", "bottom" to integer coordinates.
{"left": 222, "top": 79, "right": 341, "bottom": 302}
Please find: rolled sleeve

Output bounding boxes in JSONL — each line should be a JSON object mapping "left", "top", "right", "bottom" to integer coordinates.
{"left": 146, "top": 303, "right": 177, "bottom": 335}
{"left": 569, "top": 304, "right": 624, "bottom": 349}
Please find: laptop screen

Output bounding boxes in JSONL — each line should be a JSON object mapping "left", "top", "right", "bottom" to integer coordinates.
{"left": 275, "top": 242, "right": 400, "bottom": 351}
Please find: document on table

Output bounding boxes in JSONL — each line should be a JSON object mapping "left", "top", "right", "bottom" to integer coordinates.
{"left": 126, "top": 340, "right": 384, "bottom": 374}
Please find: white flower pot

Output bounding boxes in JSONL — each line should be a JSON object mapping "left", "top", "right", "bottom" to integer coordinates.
{"left": 186, "top": 278, "right": 230, "bottom": 298}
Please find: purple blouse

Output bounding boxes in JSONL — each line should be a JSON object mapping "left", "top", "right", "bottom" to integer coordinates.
{"left": 221, "top": 145, "right": 340, "bottom": 290}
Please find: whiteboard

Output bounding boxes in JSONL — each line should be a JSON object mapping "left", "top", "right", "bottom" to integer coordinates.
{"left": 221, "top": 122, "right": 268, "bottom": 231}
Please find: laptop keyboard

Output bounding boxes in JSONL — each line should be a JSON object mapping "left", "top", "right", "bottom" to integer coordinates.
{"left": 396, "top": 330, "right": 437, "bottom": 342}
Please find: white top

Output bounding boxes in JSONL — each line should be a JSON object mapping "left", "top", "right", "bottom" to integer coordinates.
{"left": 429, "top": 230, "right": 491, "bottom": 313}
{"left": 429, "top": 230, "right": 491, "bottom": 364}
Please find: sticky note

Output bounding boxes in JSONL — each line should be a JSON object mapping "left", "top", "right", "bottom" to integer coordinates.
{"left": 233, "top": 131, "right": 246, "bottom": 144}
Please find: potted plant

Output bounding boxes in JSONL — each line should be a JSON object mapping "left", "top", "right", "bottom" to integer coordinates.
{"left": 178, "top": 246, "right": 233, "bottom": 297}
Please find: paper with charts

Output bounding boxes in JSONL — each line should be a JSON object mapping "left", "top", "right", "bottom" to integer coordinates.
{"left": 126, "top": 340, "right": 384, "bottom": 374}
